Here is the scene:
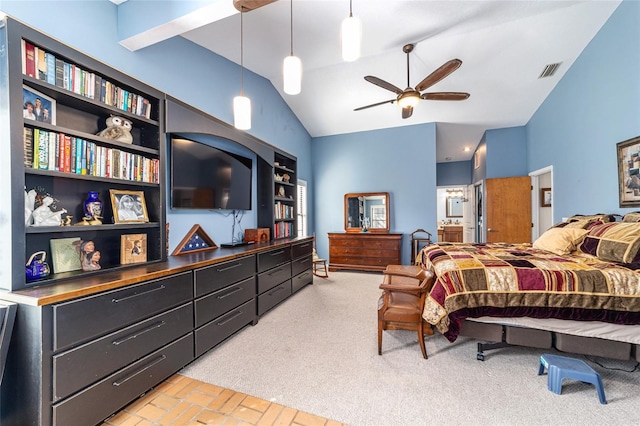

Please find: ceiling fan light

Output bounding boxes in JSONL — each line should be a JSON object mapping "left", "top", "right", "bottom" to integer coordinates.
{"left": 233, "top": 95, "right": 251, "bottom": 130}
{"left": 341, "top": 15, "right": 361, "bottom": 62}
{"left": 398, "top": 92, "right": 419, "bottom": 109}
{"left": 283, "top": 54, "right": 302, "bottom": 95}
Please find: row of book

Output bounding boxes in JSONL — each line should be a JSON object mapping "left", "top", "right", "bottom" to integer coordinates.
{"left": 21, "top": 39, "right": 153, "bottom": 119}
{"left": 274, "top": 202, "right": 294, "bottom": 220}
{"left": 274, "top": 221, "right": 294, "bottom": 239}
{"left": 24, "top": 127, "right": 160, "bottom": 184}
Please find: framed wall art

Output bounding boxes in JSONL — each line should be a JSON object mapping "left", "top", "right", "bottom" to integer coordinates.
{"left": 23, "top": 85, "right": 56, "bottom": 124}
{"left": 617, "top": 136, "right": 640, "bottom": 207}
{"left": 171, "top": 224, "right": 218, "bottom": 256}
{"left": 121, "top": 233, "right": 147, "bottom": 264}
{"left": 540, "top": 187, "right": 552, "bottom": 207}
{"left": 109, "top": 189, "right": 149, "bottom": 223}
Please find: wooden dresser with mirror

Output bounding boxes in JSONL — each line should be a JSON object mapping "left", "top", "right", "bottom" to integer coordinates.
{"left": 328, "top": 192, "right": 402, "bottom": 272}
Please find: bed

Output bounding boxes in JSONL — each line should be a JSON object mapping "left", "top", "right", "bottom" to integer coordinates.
{"left": 417, "top": 214, "right": 640, "bottom": 361}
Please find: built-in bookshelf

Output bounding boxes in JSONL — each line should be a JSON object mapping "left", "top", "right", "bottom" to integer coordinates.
{"left": 0, "top": 18, "right": 166, "bottom": 291}
{"left": 273, "top": 151, "right": 297, "bottom": 239}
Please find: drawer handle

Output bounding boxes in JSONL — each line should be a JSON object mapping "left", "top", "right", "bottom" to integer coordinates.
{"left": 268, "top": 267, "right": 284, "bottom": 276}
{"left": 269, "top": 286, "right": 285, "bottom": 296}
{"left": 297, "top": 243, "right": 311, "bottom": 249}
{"left": 112, "top": 285, "right": 166, "bottom": 303}
{"left": 112, "top": 355, "right": 167, "bottom": 387}
{"left": 217, "top": 286, "right": 244, "bottom": 299}
{"left": 217, "top": 263, "right": 242, "bottom": 272}
{"left": 217, "top": 310, "right": 244, "bottom": 326}
{"left": 269, "top": 250, "right": 285, "bottom": 257}
{"left": 298, "top": 258, "right": 310, "bottom": 265}
{"left": 112, "top": 321, "right": 166, "bottom": 346}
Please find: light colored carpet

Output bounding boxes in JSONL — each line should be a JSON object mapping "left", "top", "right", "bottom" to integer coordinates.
{"left": 181, "top": 271, "right": 640, "bottom": 425}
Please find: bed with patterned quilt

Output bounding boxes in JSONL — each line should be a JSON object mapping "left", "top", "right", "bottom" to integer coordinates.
{"left": 417, "top": 213, "right": 640, "bottom": 361}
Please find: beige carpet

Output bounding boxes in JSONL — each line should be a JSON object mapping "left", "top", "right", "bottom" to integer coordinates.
{"left": 181, "top": 271, "right": 640, "bottom": 426}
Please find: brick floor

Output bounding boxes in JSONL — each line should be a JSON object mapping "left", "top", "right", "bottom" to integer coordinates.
{"left": 102, "top": 374, "right": 346, "bottom": 426}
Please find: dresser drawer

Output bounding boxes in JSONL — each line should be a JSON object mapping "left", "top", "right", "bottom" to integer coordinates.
{"left": 330, "top": 255, "right": 399, "bottom": 267}
{"left": 194, "top": 299, "right": 256, "bottom": 357}
{"left": 291, "top": 254, "right": 312, "bottom": 277}
{"left": 292, "top": 270, "right": 312, "bottom": 293}
{"left": 291, "top": 240, "right": 313, "bottom": 259}
{"left": 53, "top": 303, "right": 193, "bottom": 402}
{"left": 258, "top": 280, "right": 292, "bottom": 316}
{"left": 194, "top": 255, "right": 255, "bottom": 298}
{"left": 195, "top": 276, "right": 255, "bottom": 327}
{"left": 257, "top": 247, "right": 291, "bottom": 273}
{"left": 52, "top": 334, "right": 193, "bottom": 426}
{"left": 53, "top": 272, "right": 193, "bottom": 351}
{"left": 257, "top": 262, "right": 291, "bottom": 294}
{"left": 329, "top": 237, "right": 400, "bottom": 249}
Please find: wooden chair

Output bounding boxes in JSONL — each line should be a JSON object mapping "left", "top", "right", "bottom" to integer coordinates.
{"left": 312, "top": 248, "right": 328, "bottom": 278}
{"left": 377, "top": 265, "right": 434, "bottom": 359}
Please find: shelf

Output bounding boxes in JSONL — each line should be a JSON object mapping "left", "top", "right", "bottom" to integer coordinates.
{"left": 274, "top": 164, "right": 294, "bottom": 173}
{"left": 26, "top": 222, "right": 160, "bottom": 234}
{"left": 26, "top": 168, "right": 160, "bottom": 187}
{"left": 274, "top": 196, "right": 294, "bottom": 202}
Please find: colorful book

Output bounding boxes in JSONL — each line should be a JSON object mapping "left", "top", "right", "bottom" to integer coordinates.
{"left": 36, "top": 47, "right": 47, "bottom": 81}
{"left": 46, "top": 52, "right": 56, "bottom": 85}
{"left": 37, "top": 129, "right": 48, "bottom": 170}
{"left": 23, "top": 127, "right": 33, "bottom": 167}
{"left": 63, "top": 135, "right": 71, "bottom": 173}
{"left": 23, "top": 40, "right": 36, "bottom": 78}
{"left": 55, "top": 58, "right": 64, "bottom": 88}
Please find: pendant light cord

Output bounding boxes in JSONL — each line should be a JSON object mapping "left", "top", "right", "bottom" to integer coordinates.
{"left": 349, "top": 0, "right": 353, "bottom": 18}
{"left": 290, "top": 0, "right": 294, "bottom": 55}
{"left": 240, "top": 7, "right": 245, "bottom": 95}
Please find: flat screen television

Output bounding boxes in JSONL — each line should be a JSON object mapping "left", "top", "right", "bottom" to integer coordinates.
{"left": 170, "top": 136, "right": 252, "bottom": 210}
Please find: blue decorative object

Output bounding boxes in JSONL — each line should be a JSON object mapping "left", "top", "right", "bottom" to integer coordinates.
{"left": 538, "top": 353, "right": 607, "bottom": 404}
{"left": 83, "top": 191, "right": 103, "bottom": 218}
{"left": 26, "top": 251, "right": 50, "bottom": 281}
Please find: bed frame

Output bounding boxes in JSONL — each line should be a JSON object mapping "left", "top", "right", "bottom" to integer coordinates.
{"left": 459, "top": 319, "right": 640, "bottom": 362}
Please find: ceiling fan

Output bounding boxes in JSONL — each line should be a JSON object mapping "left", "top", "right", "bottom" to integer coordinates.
{"left": 355, "top": 43, "right": 470, "bottom": 119}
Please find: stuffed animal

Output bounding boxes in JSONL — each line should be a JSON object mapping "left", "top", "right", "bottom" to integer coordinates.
{"left": 96, "top": 115, "right": 133, "bottom": 144}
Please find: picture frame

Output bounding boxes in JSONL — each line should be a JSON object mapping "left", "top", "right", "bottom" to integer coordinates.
{"left": 49, "top": 237, "right": 82, "bottom": 274}
{"left": 121, "top": 233, "right": 147, "bottom": 264}
{"left": 109, "top": 189, "right": 149, "bottom": 223}
{"left": 617, "top": 136, "right": 640, "bottom": 207}
{"left": 23, "top": 85, "right": 56, "bottom": 124}
{"left": 540, "top": 187, "right": 552, "bottom": 207}
{"left": 171, "top": 224, "right": 218, "bottom": 256}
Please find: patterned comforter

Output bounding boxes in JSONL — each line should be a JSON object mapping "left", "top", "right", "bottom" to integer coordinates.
{"left": 418, "top": 242, "right": 640, "bottom": 342}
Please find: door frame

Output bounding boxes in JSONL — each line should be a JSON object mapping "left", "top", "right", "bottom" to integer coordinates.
{"left": 529, "top": 165, "right": 554, "bottom": 241}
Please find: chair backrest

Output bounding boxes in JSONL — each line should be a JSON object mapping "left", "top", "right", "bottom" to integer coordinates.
{"left": 0, "top": 302, "right": 17, "bottom": 385}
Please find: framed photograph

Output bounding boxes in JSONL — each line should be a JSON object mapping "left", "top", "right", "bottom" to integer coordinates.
{"left": 617, "top": 136, "right": 640, "bottom": 207}
{"left": 49, "top": 237, "right": 82, "bottom": 273}
{"left": 540, "top": 187, "right": 552, "bottom": 207}
{"left": 109, "top": 189, "right": 149, "bottom": 223}
{"left": 23, "top": 85, "right": 56, "bottom": 124}
{"left": 121, "top": 234, "right": 147, "bottom": 264}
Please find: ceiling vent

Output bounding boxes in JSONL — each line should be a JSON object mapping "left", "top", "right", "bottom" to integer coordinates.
{"left": 539, "top": 62, "right": 562, "bottom": 79}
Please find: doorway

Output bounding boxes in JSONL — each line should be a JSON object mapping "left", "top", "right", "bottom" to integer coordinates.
{"left": 530, "top": 166, "right": 553, "bottom": 240}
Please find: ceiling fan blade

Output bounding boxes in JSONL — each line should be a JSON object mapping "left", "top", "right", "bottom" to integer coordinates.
{"left": 402, "top": 106, "right": 413, "bottom": 119}
{"left": 364, "top": 76, "right": 404, "bottom": 95}
{"left": 421, "top": 92, "right": 470, "bottom": 101}
{"left": 354, "top": 99, "right": 396, "bottom": 111}
{"left": 415, "top": 59, "right": 463, "bottom": 92}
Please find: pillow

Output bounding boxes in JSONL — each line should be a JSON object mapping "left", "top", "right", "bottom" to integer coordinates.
{"left": 622, "top": 212, "right": 640, "bottom": 223}
{"left": 577, "top": 222, "right": 640, "bottom": 263}
{"left": 565, "top": 214, "right": 616, "bottom": 224}
{"left": 533, "top": 227, "right": 590, "bottom": 255}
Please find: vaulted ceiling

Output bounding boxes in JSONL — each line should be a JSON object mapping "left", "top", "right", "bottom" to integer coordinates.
{"left": 113, "top": 1, "right": 621, "bottom": 162}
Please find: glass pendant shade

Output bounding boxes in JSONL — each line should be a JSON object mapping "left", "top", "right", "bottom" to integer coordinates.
{"left": 398, "top": 92, "right": 420, "bottom": 109}
{"left": 283, "top": 55, "right": 302, "bottom": 95}
{"left": 341, "top": 15, "right": 361, "bottom": 62}
{"left": 233, "top": 95, "right": 251, "bottom": 130}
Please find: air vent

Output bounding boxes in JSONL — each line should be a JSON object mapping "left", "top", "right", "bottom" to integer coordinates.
{"left": 539, "top": 62, "right": 562, "bottom": 78}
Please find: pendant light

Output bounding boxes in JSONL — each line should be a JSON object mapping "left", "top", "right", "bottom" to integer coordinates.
{"left": 341, "top": 0, "right": 361, "bottom": 62}
{"left": 234, "top": 7, "right": 251, "bottom": 130}
{"left": 283, "top": 0, "right": 302, "bottom": 95}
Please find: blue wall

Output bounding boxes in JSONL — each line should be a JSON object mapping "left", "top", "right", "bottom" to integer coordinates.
{"left": 437, "top": 161, "right": 472, "bottom": 186}
{"left": 485, "top": 126, "right": 527, "bottom": 178}
{"left": 1, "top": 1, "right": 313, "bottom": 251}
{"left": 526, "top": 0, "right": 640, "bottom": 221}
{"left": 312, "top": 123, "right": 437, "bottom": 263}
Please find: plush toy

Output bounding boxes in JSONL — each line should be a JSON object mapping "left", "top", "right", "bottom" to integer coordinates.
{"left": 96, "top": 115, "right": 133, "bottom": 144}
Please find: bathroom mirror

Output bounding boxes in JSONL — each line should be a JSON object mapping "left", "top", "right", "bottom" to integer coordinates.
{"left": 446, "top": 197, "right": 464, "bottom": 218}
{"left": 344, "top": 192, "right": 390, "bottom": 233}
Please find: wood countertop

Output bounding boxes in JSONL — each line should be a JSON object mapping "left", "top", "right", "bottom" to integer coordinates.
{"left": 1, "top": 236, "right": 312, "bottom": 307}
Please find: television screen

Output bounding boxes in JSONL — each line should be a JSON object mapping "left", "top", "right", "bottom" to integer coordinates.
{"left": 170, "top": 136, "right": 252, "bottom": 210}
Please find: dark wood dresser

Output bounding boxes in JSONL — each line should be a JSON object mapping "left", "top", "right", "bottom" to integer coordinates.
{"left": 328, "top": 232, "right": 402, "bottom": 272}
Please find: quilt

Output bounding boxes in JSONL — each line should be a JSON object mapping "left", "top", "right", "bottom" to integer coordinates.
{"left": 418, "top": 242, "right": 640, "bottom": 342}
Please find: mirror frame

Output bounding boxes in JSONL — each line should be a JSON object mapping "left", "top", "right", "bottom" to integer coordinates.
{"left": 446, "top": 197, "right": 464, "bottom": 218}
{"left": 344, "top": 192, "right": 390, "bottom": 233}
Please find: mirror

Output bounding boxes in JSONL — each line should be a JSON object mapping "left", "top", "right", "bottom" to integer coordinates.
{"left": 446, "top": 197, "right": 463, "bottom": 217}
{"left": 344, "top": 192, "right": 390, "bottom": 233}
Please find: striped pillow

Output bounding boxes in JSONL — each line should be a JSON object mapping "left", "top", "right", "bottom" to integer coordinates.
{"left": 622, "top": 212, "right": 640, "bottom": 223}
{"left": 577, "top": 222, "right": 640, "bottom": 264}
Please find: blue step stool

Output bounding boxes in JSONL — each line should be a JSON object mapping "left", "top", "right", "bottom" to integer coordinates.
{"left": 538, "top": 353, "right": 607, "bottom": 404}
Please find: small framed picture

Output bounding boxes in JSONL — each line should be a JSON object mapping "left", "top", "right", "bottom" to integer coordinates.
{"left": 110, "top": 189, "right": 149, "bottom": 223}
{"left": 617, "top": 136, "right": 640, "bottom": 207}
{"left": 23, "top": 85, "right": 56, "bottom": 124}
{"left": 540, "top": 187, "right": 552, "bottom": 207}
{"left": 121, "top": 233, "right": 147, "bottom": 264}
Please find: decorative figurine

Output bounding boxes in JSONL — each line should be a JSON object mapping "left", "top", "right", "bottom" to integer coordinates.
{"left": 26, "top": 251, "right": 50, "bottom": 281}
{"left": 78, "top": 240, "right": 101, "bottom": 271}
{"left": 31, "top": 196, "right": 67, "bottom": 226}
{"left": 25, "top": 188, "right": 37, "bottom": 226}
{"left": 96, "top": 115, "right": 133, "bottom": 144}
{"left": 83, "top": 191, "right": 103, "bottom": 219}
